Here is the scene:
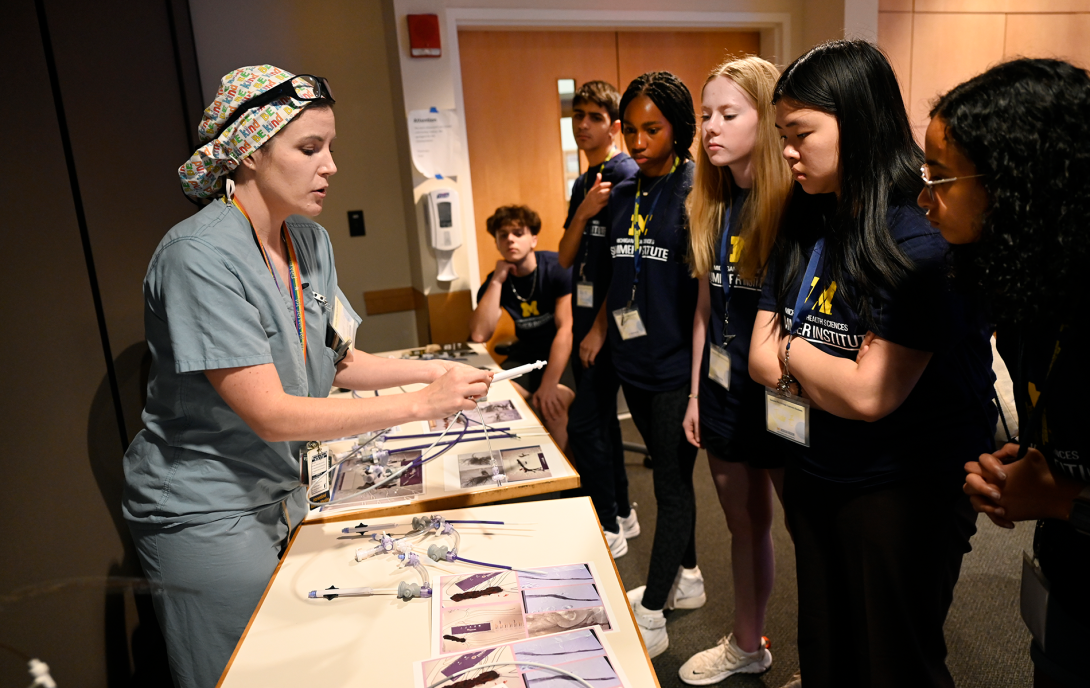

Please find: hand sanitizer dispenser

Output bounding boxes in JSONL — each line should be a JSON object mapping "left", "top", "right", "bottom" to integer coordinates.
{"left": 425, "top": 188, "right": 461, "bottom": 281}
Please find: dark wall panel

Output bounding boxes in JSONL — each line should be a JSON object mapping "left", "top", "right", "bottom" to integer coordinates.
{"left": 1, "top": 1, "right": 200, "bottom": 685}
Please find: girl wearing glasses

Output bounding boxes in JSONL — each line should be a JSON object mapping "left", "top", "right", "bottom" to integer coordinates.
{"left": 678, "top": 56, "right": 792, "bottom": 684}
{"left": 124, "top": 65, "right": 490, "bottom": 687}
{"left": 922, "top": 59, "right": 1090, "bottom": 688}
{"left": 749, "top": 41, "right": 996, "bottom": 688}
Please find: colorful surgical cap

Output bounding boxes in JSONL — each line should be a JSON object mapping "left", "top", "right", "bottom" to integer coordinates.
{"left": 178, "top": 65, "right": 318, "bottom": 199}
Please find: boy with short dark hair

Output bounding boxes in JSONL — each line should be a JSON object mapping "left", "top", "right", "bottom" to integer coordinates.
{"left": 557, "top": 81, "right": 640, "bottom": 558}
{"left": 470, "top": 205, "right": 574, "bottom": 449}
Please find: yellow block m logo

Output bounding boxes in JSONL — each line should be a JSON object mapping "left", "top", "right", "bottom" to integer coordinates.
{"left": 520, "top": 301, "right": 540, "bottom": 317}
{"left": 729, "top": 236, "right": 744, "bottom": 263}
{"left": 805, "top": 277, "right": 837, "bottom": 315}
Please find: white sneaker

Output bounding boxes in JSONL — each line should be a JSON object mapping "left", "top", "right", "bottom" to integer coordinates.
{"left": 604, "top": 527, "right": 628, "bottom": 559}
{"left": 618, "top": 506, "right": 641, "bottom": 538}
{"left": 678, "top": 634, "right": 772, "bottom": 685}
{"left": 631, "top": 600, "right": 668, "bottom": 658}
{"left": 626, "top": 565, "right": 706, "bottom": 611}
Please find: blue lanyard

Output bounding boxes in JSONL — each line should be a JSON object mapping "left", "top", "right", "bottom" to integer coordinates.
{"left": 717, "top": 206, "right": 734, "bottom": 346}
{"left": 629, "top": 159, "right": 679, "bottom": 304}
{"left": 788, "top": 237, "right": 826, "bottom": 341}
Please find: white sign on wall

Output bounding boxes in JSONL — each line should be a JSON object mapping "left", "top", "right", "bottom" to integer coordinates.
{"left": 408, "top": 107, "right": 459, "bottom": 179}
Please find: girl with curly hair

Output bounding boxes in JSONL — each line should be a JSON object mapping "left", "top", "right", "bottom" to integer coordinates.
{"left": 923, "top": 58, "right": 1090, "bottom": 688}
{"left": 749, "top": 40, "right": 997, "bottom": 688}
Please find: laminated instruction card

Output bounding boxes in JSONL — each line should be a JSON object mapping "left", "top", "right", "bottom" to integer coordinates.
{"left": 415, "top": 626, "right": 629, "bottom": 688}
{"left": 431, "top": 563, "right": 618, "bottom": 656}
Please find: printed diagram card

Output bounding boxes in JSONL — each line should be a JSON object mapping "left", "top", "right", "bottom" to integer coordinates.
{"left": 321, "top": 448, "right": 424, "bottom": 510}
{"left": 415, "top": 626, "right": 628, "bottom": 688}
{"left": 429, "top": 399, "right": 523, "bottom": 431}
{"left": 453, "top": 445, "right": 552, "bottom": 490}
{"left": 432, "top": 564, "right": 616, "bottom": 656}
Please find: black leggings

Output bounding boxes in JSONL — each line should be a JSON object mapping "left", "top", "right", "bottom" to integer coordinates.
{"left": 784, "top": 464, "right": 976, "bottom": 688}
{"left": 622, "top": 382, "right": 698, "bottom": 610}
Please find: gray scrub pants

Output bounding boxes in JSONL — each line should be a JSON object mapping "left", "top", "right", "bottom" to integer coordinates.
{"left": 129, "top": 490, "right": 306, "bottom": 688}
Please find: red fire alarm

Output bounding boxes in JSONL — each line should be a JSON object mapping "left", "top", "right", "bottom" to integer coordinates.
{"left": 408, "top": 14, "right": 441, "bottom": 58}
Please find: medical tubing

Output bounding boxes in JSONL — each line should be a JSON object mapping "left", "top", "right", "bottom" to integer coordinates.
{"left": 454, "top": 555, "right": 512, "bottom": 570}
{"left": 308, "top": 411, "right": 465, "bottom": 507}
{"left": 425, "top": 662, "right": 594, "bottom": 688}
{"left": 390, "top": 427, "right": 517, "bottom": 441}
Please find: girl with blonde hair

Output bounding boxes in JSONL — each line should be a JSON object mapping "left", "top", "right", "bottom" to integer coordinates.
{"left": 679, "top": 55, "right": 792, "bottom": 684}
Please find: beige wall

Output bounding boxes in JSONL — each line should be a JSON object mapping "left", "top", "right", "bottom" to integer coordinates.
{"left": 878, "top": 0, "right": 1090, "bottom": 141}
{"left": 189, "top": 0, "right": 422, "bottom": 352}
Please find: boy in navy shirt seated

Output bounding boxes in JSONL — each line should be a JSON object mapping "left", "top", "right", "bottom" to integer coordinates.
{"left": 470, "top": 205, "right": 575, "bottom": 450}
{"left": 557, "top": 80, "right": 641, "bottom": 558}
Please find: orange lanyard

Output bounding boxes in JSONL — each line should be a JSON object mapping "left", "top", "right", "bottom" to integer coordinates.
{"left": 231, "top": 197, "right": 307, "bottom": 362}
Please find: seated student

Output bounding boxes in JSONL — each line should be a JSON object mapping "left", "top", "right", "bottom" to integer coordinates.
{"left": 470, "top": 205, "right": 575, "bottom": 449}
{"left": 557, "top": 80, "right": 641, "bottom": 557}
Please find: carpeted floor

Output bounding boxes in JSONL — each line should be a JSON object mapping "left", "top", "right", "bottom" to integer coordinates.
{"left": 611, "top": 418, "right": 1035, "bottom": 688}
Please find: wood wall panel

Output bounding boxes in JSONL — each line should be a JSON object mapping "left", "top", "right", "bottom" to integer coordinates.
{"left": 1004, "top": 13, "right": 1090, "bottom": 68}
{"left": 908, "top": 13, "right": 1006, "bottom": 136}
{"left": 880, "top": 0, "right": 913, "bottom": 12}
{"left": 879, "top": 11, "right": 914, "bottom": 109}
{"left": 915, "top": 0, "right": 1090, "bottom": 12}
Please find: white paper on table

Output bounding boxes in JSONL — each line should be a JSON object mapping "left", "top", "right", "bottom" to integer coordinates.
{"left": 430, "top": 562, "right": 620, "bottom": 657}
{"left": 409, "top": 108, "right": 459, "bottom": 179}
{"left": 414, "top": 625, "right": 631, "bottom": 688}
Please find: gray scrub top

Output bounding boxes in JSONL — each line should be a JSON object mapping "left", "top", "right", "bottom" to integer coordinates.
{"left": 123, "top": 200, "right": 360, "bottom": 527}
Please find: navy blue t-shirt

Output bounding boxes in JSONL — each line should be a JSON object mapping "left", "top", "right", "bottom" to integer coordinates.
{"left": 699, "top": 188, "right": 767, "bottom": 442}
{"left": 565, "top": 152, "right": 639, "bottom": 345}
{"left": 606, "top": 160, "right": 697, "bottom": 391}
{"left": 757, "top": 202, "right": 996, "bottom": 486}
{"left": 477, "top": 250, "right": 572, "bottom": 363}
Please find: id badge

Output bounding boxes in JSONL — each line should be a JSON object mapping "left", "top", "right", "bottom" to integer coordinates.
{"left": 708, "top": 344, "right": 731, "bottom": 390}
{"left": 328, "top": 295, "right": 360, "bottom": 363}
{"left": 300, "top": 442, "right": 332, "bottom": 503}
{"left": 764, "top": 387, "right": 810, "bottom": 446}
{"left": 576, "top": 281, "right": 594, "bottom": 308}
{"left": 612, "top": 306, "right": 647, "bottom": 340}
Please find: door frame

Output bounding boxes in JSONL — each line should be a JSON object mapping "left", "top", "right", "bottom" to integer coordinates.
{"left": 444, "top": 9, "right": 793, "bottom": 302}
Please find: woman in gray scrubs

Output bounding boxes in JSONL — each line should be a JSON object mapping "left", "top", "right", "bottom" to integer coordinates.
{"left": 123, "top": 65, "right": 491, "bottom": 687}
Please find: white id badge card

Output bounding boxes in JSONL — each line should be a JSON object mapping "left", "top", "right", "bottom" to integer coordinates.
{"left": 612, "top": 306, "right": 647, "bottom": 340}
{"left": 302, "top": 444, "right": 332, "bottom": 503}
{"left": 708, "top": 344, "right": 731, "bottom": 390}
{"left": 332, "top": 295, "right": 360, "bottom": 344}
{"left": 576, "top": 281, "right": 595, "bottom": 308}
{"left": 764, "top": 387, "right": 810, "bottom": 446}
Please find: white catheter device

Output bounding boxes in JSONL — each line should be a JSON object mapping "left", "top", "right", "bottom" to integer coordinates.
{"left": 490, "top": 360, "right": 546, "bottom": 383}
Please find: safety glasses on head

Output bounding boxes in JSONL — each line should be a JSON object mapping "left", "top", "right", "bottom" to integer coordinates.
{"left": 216, "top": 74, "right": 334, "bottom": 140}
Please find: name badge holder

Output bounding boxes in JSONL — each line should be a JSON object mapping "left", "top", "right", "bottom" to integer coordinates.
{"left": 613, "top": 160, "right": 677, "bottom": 342}
{"left": 765, "top": 238, "right": 825, "bottom": 447}
{"left": 300, "top": 441, "right": 333, "bottom": 503}
{"left": 575, "top": 259, "right": 595, "bottom": 309}
{"left": 708, "top": 208, "right": 735, "bottom": 391}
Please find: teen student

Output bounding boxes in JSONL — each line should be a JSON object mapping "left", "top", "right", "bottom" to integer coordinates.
{"left": 679, "top": 56, "right": 792, "bottom": 684}
{"left": 605, "top": 71, "right": 702, "bottom": 657}
{"left": 470, "top": 205, "right": 574, "bottom": 449}
{"left": 922, "top": 59, "right": 1090, "bottom": 688}
{"left": 748, "top": 41, "right": 996, "bottom": 688}
{"left": 556, "top": 80, "right": 641, "bottom": 558}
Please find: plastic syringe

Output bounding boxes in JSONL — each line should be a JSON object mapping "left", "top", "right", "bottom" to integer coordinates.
{"left": 491, "top": 360, "right": 546, "bottom": 383}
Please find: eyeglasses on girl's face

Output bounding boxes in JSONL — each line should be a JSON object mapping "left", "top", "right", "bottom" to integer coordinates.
{"left": 919, "top": 164, "right": 984, "bottom": 201}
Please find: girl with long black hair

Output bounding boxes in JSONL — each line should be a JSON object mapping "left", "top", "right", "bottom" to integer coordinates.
{"left": 923, "top": 58, "right": 1090, "bottom": 688}
{"left": 749, "top": 41, "right": 996, "bottom": 688}
{"left": 605, "top": 71, "right": 702, "bottom": 658}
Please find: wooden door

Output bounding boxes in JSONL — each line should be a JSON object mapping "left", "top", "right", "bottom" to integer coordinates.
{"left": 459, "top": 29, "right": 761, "bottom": 353}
